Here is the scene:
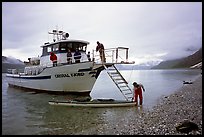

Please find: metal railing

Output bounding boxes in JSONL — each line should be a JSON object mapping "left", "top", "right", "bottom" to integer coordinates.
{"left": 92, "top": 47, "right": 132, "bottom": 64}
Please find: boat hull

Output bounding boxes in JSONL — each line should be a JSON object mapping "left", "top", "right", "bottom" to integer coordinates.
{"left": 6, "top": 62, "right": 103, "bottom": 94}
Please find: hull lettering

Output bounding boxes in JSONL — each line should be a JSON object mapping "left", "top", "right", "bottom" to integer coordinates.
{"left": 55, "top": 73, "right": 84, "bottom": 78}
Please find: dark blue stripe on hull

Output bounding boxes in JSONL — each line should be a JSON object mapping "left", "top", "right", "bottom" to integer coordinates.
{"left": 78, "top": 68, "right": 92, "bottom": 72}
{"left": 7, "top": 75, "right": 51, "bottom": 80}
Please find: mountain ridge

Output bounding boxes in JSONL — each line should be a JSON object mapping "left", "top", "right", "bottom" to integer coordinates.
{"left": 2, "top": 47, "right": 202, "bottom": 73}
{"left": 151, "top": 47, "right": 202, "bottom": 69}
{"left": 2, "top": 56, "right": 25, "bottom": 73}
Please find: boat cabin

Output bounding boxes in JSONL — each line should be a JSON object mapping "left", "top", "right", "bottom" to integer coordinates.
{"left": 21, "top": 29, "right": 133, "bottom": 75}
{"left": 39, "top": 39, "right": 91, "bottom": 66}
{"left": 41, "top": 40, "right": 89, "bottom": 56}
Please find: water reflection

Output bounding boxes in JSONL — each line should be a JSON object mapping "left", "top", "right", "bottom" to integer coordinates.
{"left": 4, "top": 86, "right": 119, "bottom": 134}
{"left": 38, "top": 107, "right": 101, "bottom": 134}
{"left": 2, "top": 69, "right": 201, "bottom": 135}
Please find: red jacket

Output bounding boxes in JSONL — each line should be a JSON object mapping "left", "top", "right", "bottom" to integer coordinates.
{"left": 50, "top": 53, "right": 57, "bottom": 62}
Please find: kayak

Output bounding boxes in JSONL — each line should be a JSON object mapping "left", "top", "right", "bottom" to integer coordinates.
{"left": 48, "top": 98, "right": 136, "bottom": 108}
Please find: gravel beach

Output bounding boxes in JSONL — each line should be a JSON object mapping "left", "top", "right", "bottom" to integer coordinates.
{"left": 77, "top": 75, "right": 202, "bottom": 135}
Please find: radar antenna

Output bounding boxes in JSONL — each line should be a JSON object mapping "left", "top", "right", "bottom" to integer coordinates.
{"left": 48, "top": 29, "right": 69, "bottom": 42}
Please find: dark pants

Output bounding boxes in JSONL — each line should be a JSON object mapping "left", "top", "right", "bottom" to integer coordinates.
{"left": 53, "top": 61, "right": 57, "bottom": 67}
{"left": 67, "top": 58, "right": 72, "bottom": 64}
{"left": 99, "top": 51, "right": 106, "bottom": 63}
{"left": 75, "top": 59, "right": 80, "bottom": 63}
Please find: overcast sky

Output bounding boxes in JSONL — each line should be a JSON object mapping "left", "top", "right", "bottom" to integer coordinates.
{"left": 2, "top": 2, "right": 202, "bottom": 65}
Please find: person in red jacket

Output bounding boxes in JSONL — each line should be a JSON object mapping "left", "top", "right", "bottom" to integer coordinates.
{"left": 50, "top": 52, "right": 57, "bottom": 67}
{"left": 133, "top": 82, "right": 145, "bottom": 106}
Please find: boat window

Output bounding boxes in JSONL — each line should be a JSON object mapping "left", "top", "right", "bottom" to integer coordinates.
{"left": 79, "top": 44, "right": 87, "bottom": 52}
{"left": 47, "top": 46, "right": 52, "bottom": 52}
{"left": 58, "top": 42, "right": 88, "bottom": 53}
{"left": 67, "top": 43, "right": 75, "bottom": 52}
{"left": 42, "top": 47, "right": 47, "bottom": 56}
{"left": 42, "top": 44, "right": 58, "bottom": 56}
{"left": 41, "top": 41, "right": 88, "bottom": 56}
{"left": 67, "top": 43, "right": 72, "bottom": 48}
{"left": 72, "top": 42, "right": 87, "bottom": 52}
{"left": 53, "top": 43, "right": 59, "bottom": 52}
{"left": 61, "top": 47, "right": 66, "bottom": 51}
{"left": 59, "top": 43, "right": 67, "bottom": 53}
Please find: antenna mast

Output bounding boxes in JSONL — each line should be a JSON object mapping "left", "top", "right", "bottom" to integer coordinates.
{"left": 48, "top": 28, "right": 69, "bottom": 42}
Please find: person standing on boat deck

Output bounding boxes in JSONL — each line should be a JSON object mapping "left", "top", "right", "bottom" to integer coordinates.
{"left": 50, "top": 52, "right": 57, "bottom": 67}
{"left": 87, "top": 51, "right": 91, "bottom": 61}
{"left": 74, "top": 48, "right": 81, "bottom": 63}
{"left": 67, "top": 48, "right": 72, "bottom": 64}
{"left": 96, "top": 41, "right": 106, "bottom": 63}
{"left": 132, "top": 82, "right": 145, "bottom": 105}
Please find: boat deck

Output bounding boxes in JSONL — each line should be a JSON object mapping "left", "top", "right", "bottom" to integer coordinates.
{"left": 93, "top": 62, "right": 134, "bottom": 69}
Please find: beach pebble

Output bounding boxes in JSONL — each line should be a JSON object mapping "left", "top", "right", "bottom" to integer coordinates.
{"left": 76, "top": 76, "right": 202, "bottom": 135}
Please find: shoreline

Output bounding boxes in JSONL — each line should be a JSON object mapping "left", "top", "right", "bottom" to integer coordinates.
{"left": 77, "top": 75, "right": 202, "bottom": 135}
{"left": 113, "top": 75, "right": 202, "bottom": 135}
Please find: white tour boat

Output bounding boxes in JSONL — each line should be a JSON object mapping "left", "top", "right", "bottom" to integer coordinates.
{"left": 6, "top": 29, "right": 134, "bottom": 100}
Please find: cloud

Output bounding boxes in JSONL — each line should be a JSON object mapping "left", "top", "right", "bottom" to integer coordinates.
{"left": 2, "top": 2, "right": 202, "bottom": 63}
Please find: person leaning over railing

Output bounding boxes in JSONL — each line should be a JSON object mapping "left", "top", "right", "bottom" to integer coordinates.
{"left": 96, "top": 41, "right": 106, "bottom": 63}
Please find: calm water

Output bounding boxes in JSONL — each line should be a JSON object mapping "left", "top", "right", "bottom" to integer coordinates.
{"left": 2, "top": 69, "right": 201, "bottom": 135}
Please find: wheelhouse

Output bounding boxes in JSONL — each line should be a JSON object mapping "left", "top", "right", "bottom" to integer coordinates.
{"left": 41, "top": 40, "right": 89, "bottom": 57}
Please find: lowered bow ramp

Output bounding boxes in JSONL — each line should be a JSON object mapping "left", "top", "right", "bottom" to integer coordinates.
{"left": 103, "top": 64, "right": 133, "bottom": 101}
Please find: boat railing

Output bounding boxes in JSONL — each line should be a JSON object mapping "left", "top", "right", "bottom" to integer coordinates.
{"left": 7, "top": 68, "right": 25, "bottom": 74}
{"left": 92, "top": 47, "right": 134, "bottom": 64}
{"left": 23, "top": 65, "right": 47, "bottom": 75}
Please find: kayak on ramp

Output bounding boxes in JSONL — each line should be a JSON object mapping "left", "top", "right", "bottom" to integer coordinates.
{"left": 48, "top": 98, "right": 136, "bottom": 108}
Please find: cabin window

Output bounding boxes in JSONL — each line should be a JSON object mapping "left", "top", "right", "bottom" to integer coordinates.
{"left": 41, "top": 41, "right": 88, "bottom": 56}
{"left": 67, "top": 43, "right": 74, "bottom": 52}
{"left": 53, "top": 43, "right": 59, "bottom": 52}
{"left": 42, "top": 47, "right": 47, "bottom": 56}
{"left": 61, "top": 47, "right": 66, "bottom": 51}
{"left": 71, "top": 42, "right": 87, "bottom": 52}
{"left": 79, "top": 44, "right": 87, "bottom": 52}
{"left": 47, "top": 46, "right": 52, "bottom": 52}
{"left": 59, "top": 43, "right": 67, "bottom": 53}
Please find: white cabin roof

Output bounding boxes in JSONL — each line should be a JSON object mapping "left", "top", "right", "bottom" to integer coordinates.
{"left": 41, "top": 39, "right": 90, "bottom": 47}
